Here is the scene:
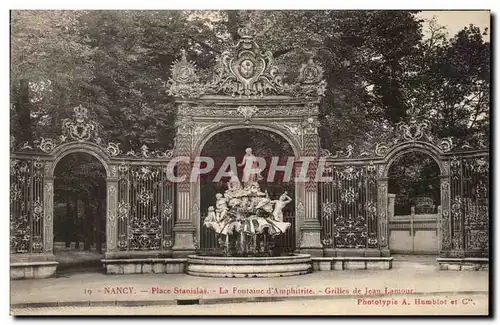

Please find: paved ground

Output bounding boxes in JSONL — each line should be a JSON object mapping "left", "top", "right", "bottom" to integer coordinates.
{"left": 11, "top": 293, "right": 488, "bottom": 316}
{"left": 10, "top": 255, "right": 489, "bottom": 316}
{"left": 53, "top": 243, "right": 104, "bottom": 268}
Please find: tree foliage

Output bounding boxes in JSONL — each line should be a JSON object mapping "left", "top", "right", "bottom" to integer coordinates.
{"left": 403, "top": 20, "right": 490, "bottom": 147}
{"left": 388, "top": 152, "right": 441, "bottom": 215}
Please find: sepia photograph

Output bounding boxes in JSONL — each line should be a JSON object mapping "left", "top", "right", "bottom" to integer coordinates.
{"left": 8, "top": 8, "right": 491, "bottom": 316}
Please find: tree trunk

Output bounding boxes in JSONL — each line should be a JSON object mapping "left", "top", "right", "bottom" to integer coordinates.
{"left": 83, "top": 200, "right": 92, "bottom": 251}
{"left": 74, "top": 197, "right": 80, "bottom": 249}
{"left": 14, "top": 79, "right": 34, "bottom": 145}
{"left": 96, "top": 199, "right": 102, "bottom": 254}
{"left": 65, "top": 198, "right": 71, "bottom": 248}
{"left": 225, "top": 10, "right": 241, "bottom": 42}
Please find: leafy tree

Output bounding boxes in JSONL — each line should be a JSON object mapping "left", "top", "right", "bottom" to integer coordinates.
{"left": 403, "top": 19, "right": 490, "bottom": 147}
{"left": 10, "top": 10, "right": 95, "bottom": 144}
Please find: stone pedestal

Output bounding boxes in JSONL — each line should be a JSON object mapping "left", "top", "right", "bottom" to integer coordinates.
{"left": 437, "top": 257, "right": 488, "bottom": 271}
{"left": 102, "top": 258, "right": 186, "bottom": 274}
{"left": 299, "top": 219, "right": 323, "bottom": 257}
{"left": 172, "top": 222, "right": 197, "bottom": 257}
{"left": 312, "top": 257, "right": 393, "bottom": 271}
{"left": 323, "top": 248, "right": 383, "bottom": 257}
{"left": 379, "top": 248, "right": 391, "bottom": 257}
{"left": 11, "top": 262, "right": 59, "bottom": 280}
{"left": 104, "top": 250, "right": 173, "bottom": 259}
{"left": 10, "top": 253, "right": 58, "bottom": 280}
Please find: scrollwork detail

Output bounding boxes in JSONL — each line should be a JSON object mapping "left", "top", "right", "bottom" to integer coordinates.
{"left": 166, "top": 26, "right": 326, "bottom": 98}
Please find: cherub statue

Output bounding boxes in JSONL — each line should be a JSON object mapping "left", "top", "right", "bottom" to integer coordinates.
{"left": 240, "top": 197, "right": 250, "bottom": 210}
{"left": 205, "top": 206, "right": 224, "bottom": 234}
{"left": 227, "top": 170, "right": 242, "bottom": 192}
{"left": 205, "top": 206, "right": 217, "bottom": 222}
{"left": 271, "top": 191, "right": 292, "bottom": 222}
{"left": 215, "top": 193, "right": 228, "bottom": 222}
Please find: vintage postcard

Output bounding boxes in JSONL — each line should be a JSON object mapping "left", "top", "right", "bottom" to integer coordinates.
{"left": 9, "top": 9, "right": 490, "bottom": 316}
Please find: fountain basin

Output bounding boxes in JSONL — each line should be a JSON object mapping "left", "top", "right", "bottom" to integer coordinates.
{"left": 186, "top": 254, "right": 312, "bottom": 278}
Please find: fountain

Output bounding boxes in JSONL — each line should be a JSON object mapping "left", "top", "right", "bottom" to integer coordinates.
{"left": 186, "top": 148, "right": 312, "bottom": 277}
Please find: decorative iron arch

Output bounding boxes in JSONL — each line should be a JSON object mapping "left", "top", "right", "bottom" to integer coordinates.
{"left": 49, "top": 141, "right": 111, "bottom": 178}
{"left": 10, "top": 104, "right": 180, "bottom": 269}
{"left": 382, "top": 141, "right": 446, "bottom": 178}
{"left": 193, "top": 123, "right": 301, "bottom": 158}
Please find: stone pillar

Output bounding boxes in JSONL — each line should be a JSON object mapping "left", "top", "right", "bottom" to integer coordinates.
{"left": 388, "top": 194, "right": 396, "bottom": 221}
{"left": 437, "top": 205, "right": 442, "bottom": 251}
{"left": 448, "top": 170, "right": 464, "bottom": 257}
{"left": 377, "top": 178, "right": 390, "bottom": 256}
{"left": 43, "top": 177, "right": 54, "bottom": 254}
{"left": 172, "top": 112, "right": 197, "bottom": 257}
{"left": 192, "top": 174, "right": 201, "bottom": 247}
{"left": 294, "top": 164, "right": 306, "bottom": 249}
{"left": 299, "top": 190, "right": 323, "bottom": 256}
{"left": 298, "top": 118, "right": 323, "bottom": 256}
{"left": 172, "top": 183, "right": 197, "bottom": 257}
{"left": 439, "top": 176, "right": 453, "bottom": 257}
{"left": 105, "top": 178, "right": 118, "bottom": 255}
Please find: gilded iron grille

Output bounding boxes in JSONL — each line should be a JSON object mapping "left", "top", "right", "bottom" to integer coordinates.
{"left": 319, "top": 164, "right": 378, "bottom": 249}
{"left": 276, "top": 211, "right": 296, "bottom": 253}
{"left": 117, "top": 164, "right": 175, "bottom": 251}
{"left": 10, "top": 158, "right": 44, "bottom": 253}
{"left": 450, "top": 155, "right": 489, "bottom": 255}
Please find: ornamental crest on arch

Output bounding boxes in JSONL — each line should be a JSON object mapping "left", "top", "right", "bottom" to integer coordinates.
{"left": 166, "top": 25, "right": 327, "bottom": 98}
{"left": 209, "top": 26, "right": 286, "bottom": 96}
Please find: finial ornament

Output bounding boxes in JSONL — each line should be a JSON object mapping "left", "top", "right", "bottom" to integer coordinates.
{"left": 167, "top": 49, "right": 205, "bottom": 98}
{"left": 169, "top": 51, "right": 197, "bottom": 83}
{"left": 237, "top": 25, "right": 256, "bottom": 40}
{"left": 299, "top": 55, "right": 324, "bottom": 84}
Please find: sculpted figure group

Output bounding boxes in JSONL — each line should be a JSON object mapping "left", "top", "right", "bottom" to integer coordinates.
{"left": 204, "top": 148, "right": 292, "bottom": 255}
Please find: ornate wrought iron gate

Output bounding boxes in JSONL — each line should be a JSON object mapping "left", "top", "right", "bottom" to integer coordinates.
{"left": 10, "top": 106, "right": 177, "bottom": 260}
{"left": 448, "top": 154, "right": 489, "bottom": 256}
{"left": 10, "top": 158, "right": 45, "bottom": 253}
{"left": 318, "top": 117, "right": 489, "bottom": 259}
{"left": 319, "top": 164, "right": 378, "bottom": 249}
{"left": 116, "top": 164, "right": 175, "bottom": 252}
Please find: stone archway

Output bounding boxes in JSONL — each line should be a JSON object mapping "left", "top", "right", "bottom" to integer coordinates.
{"left": 380, "top": 142, "right": 449, "bottom": 255}
{"left": 166, "top": 26, "right": 327, "bottom": 257}
{"left": 386, "top": 150, "right": 442, "bottom": 254}
{"left": 52, "top": 151, "right": 108, "bottom": 270}
{"left": 195, "top": 126, "right": 299, "bottom": 252}
{"left": 49, "top": 142, "right": 112, "bottom": 178}
{"left": 42, "top": 142, "right": 112, "bottom": 257}
{"left": 170, "top": 105, "right": 324, "bottom": 257}
{"left": 193, "top": 124, "right": 301, "bottom": 158}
